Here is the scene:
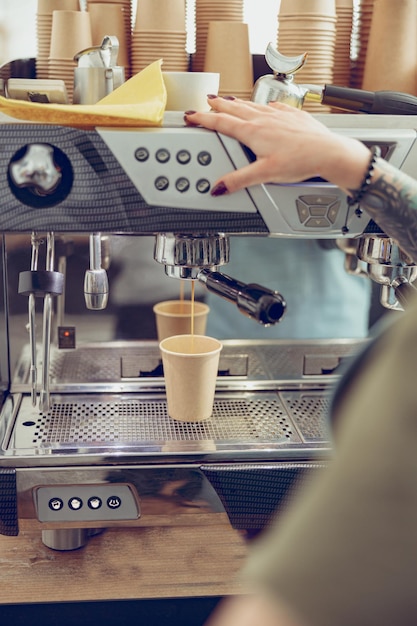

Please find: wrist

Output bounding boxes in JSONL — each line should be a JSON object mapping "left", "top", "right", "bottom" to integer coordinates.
{"left": 318, "top": 135, "right": 372, "bottom": 193}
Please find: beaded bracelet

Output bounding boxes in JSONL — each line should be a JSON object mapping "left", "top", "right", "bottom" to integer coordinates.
{"left": 341, "top": 145, "right": 381, "bottom": 234}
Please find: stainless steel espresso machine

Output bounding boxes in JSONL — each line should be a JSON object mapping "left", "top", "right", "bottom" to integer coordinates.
{"left": 0, "top": 102, "right": 416, "bottom": 550}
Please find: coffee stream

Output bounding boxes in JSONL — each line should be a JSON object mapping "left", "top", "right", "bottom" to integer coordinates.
{"left": 179, "top": 279, "right": 196, "bottom": 352}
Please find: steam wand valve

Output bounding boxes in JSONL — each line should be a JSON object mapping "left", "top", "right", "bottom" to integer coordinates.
{"left": 84, "top": 232, "right": 109, "bottom": 310}
{"left": 197, "top": 269, "right": 286, "bottom": 325}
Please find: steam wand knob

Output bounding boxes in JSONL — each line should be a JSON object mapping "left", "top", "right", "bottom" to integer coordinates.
{"left": 198, "top": 269, "right": 286, "bottom": 325}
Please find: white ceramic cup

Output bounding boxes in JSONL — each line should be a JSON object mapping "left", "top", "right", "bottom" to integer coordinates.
{"left": 162, "top": 71, "right": 220, "bottom": 111}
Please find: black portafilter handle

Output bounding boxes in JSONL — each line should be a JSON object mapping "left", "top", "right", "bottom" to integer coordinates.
{"left": 322, "top": 85, "right": 417, "bottom": 115}
{"left": 197, "top": 269, "right": 286, "bottom": 325}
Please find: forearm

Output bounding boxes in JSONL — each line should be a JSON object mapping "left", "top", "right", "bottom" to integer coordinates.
{"left": 359, "top": 158, "right": 417, "bottom": 262}
{"left": 307, "top": 134, "right": 417, "bottom": 261}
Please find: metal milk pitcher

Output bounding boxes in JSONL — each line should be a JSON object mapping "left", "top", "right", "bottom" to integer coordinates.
{"left": 73, "top": 35, "right": 125, "bottom": 105}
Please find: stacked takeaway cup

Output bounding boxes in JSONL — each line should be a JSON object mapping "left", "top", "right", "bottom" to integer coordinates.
{"left": 204, "top": 21, "right": 253, "bottom": 100}
{"left": 87, "top": 0, "right": 132, "bottom": 78}
{"left": 36, "top": 0, "right": 81, "bottom": 80}
{"left": 131, "top": 0, "right": 188, "bottom": 74}
{"left": 333, "top": 0, "right": 354, "bottom": 89}
{"left": 277, "top": 0, "right": 337, "bottom": 113}
{"left": 48, "top": 9, "right": 92, "bottom": 103}
{"left": 194, "top": 0, "right": 244, "bottom": 73}
{"left": 362, "top": 0, "right": 417, "bottom": 95}
{"left": 351, "top": 0, "right": 375, "bottom": 89}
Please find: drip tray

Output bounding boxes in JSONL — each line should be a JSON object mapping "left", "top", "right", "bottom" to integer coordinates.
{"left": 8, "top": 390, "right": 332, "bottom": 456}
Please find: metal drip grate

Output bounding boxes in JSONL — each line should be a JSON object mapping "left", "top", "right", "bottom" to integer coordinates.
{"left": 27, "top": 394, "right": 301, "bottom": 448}
{"left": 280, "top": 391, "right": 332, "bottom": 442}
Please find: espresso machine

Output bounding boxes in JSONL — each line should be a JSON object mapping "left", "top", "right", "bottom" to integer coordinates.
{"left": 1, "top": 64, "right": 417, "bottom": 549}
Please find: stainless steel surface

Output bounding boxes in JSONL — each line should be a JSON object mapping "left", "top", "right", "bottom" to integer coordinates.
{"left": 2, "top": 340, "right": 361, "bottom": 463}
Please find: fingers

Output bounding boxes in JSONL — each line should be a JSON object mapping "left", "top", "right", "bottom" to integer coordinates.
{"left": 211, "top": 159, "right": 274, "bottom": 196}
{"left": 185, "top": 109, "right": 255, "bottom": 145}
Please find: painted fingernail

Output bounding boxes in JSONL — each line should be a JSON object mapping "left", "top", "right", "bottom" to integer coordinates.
{"left": 207, "top": 94, "right": 218, "bottom": 99}
{"left": 222, "top": 95, "right": 236, "bottom": 100}
{"left": 184, "top": 110, "right": 197, "bottom": 116}
{"left": 211, "top": 181, "right": 228, "bottom": 197}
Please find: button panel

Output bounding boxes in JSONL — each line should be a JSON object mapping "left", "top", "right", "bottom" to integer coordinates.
{"left": 98, "top": 127, "right": 257, "bottom": 214}
{"left": 296, "top": 195, "right": 341, "bottom": 228}
{"left": 35, "top": 484, "right": 140, "bottom": 522}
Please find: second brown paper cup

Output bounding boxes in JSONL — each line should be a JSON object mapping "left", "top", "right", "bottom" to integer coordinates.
{"left": 153, "top": 300, "right": 209, "bottom": 341}
{"left": 160, "top": 334, "right": 222, "bottom": 422}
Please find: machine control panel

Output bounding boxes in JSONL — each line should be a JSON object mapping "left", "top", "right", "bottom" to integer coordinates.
{"left": 34, "top": 483, "right": 140, "bottom": 522}
{"left": 97, "top": 126, "right": 258, "bottom": 213}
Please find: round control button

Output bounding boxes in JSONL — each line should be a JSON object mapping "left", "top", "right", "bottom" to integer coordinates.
{"left": 176, "top": 177, "right": 190, "bottom": 193}
{"left": 196, "top": 179, "right": 211, "bottom": 194}
{"left": 107, "top": 496, "right": 122, "bottom": 509}
{"left": 134, "top": 147, "right": 149, "bottom": 162}
{"left": 68, "top": 497, "right": 83, "bottom": 510}
{"left": 88, "top": 496, "right": 102, "bottom": 510}
{"left": 155, "top": 176, "right": 169, "bottom": 191}
{"left": 197, "top": 151, "right": 212, "bottom": 166}
{"left": 155, "top": 148, "right": 170, "bottom": 163}
{"left": 176, "top": 150, "right": 191, "bottom": 164}
{"left": 48, "top": 497, "right": 64, "bottom": 511}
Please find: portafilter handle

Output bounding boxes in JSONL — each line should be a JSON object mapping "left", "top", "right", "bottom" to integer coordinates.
{"left": 197, "top": 269, "right": 286, "bottom": 326}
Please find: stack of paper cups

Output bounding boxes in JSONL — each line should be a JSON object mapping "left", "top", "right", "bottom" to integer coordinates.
{"left": 350, "top": 0, "right": 375, "bottom": 89}
{"left": 277, "top": 0, "right": 337, "bottom": 113}
{"left": 87, "top": 1, "right": 131, "bottom": 77}
{"left": 48, "top": 9, "right": 92, "bottom": 102}
{"left": 36, "top": 0, "right": 80, "bottom": 79}
{"left": 194, "top": 0, "right": 244, "bottom": 72}
{"left": 131, "top": 0, "right": 188, "bottom": 74}
{"left": 204, "top": 21, "right": 253, "bottom": 99}
{"left": 362, "top": 0, "right": 417, "bottom": 94}
{"left": 333, "top": 0, "right": 354, "bottom": 89}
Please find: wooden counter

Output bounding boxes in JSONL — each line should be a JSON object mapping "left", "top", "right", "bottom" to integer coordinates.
{"left": 0, "top": 518, "right": 248, "bottom": 605}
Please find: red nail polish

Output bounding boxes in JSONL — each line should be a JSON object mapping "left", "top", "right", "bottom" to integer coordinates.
{"left": 207, "top": 94, "right": 218, "bottom": 99}
{"left": 184, "top": 110, "right": 197, "bottom": 115}
{"left": 222, "top": 95, "right": 236, "bottom": 101}
{"left": 211, "top": 181, "right": 228, "bottom": 197}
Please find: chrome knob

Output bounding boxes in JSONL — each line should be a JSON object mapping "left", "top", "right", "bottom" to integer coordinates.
{"left": 9, "top": 144, "right": 62, "bottom": 194}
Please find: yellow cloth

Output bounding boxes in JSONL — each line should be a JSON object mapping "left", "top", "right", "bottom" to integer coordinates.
{"left": 0, "top": 60, "right": 167, "bottom": 128}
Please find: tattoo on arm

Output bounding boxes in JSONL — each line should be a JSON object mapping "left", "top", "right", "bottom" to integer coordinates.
{"left": 361, "top": 158, "right": 417, "bottom": 262}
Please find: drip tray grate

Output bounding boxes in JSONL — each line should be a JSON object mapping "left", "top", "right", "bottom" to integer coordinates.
{"left": 6, "top": 392, "right": 334, "bottom": 453}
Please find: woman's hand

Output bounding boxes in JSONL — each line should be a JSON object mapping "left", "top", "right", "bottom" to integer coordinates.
{"left": 185, "top": 97, "right": 371, "bottom": 196}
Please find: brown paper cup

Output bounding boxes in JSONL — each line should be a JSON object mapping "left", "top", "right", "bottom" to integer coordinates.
{"left": 204, "top": 21, "right": 253, "bottom": 93}
{"left": 280, "top": 0, "right": 336, "bottom": 14}
{"left": 49, "top": 10, "right": 92, "bottom": 59}
{"left": 160, "top": 334, "right": 222, "bottom": 422}
{"left": 38, "top": 0, "right": 80, "bottom": 14}
{"left": 88, "top": 3, "right": 129, "bottom": 67}
{"left": 153, "top": 300, "right": 210, "bottom": 341}
{"left": 362, "top": 0, "right": 417, "bottom": 94}
{"left": 135, "top": 0, "right": 186, "bottom": 31}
